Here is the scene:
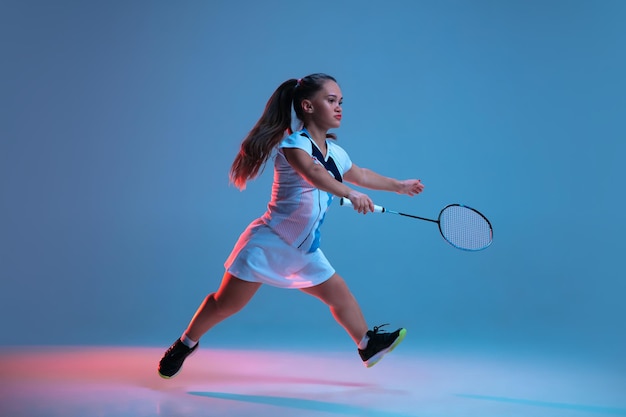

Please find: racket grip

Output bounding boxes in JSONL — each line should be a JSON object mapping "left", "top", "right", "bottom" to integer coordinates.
{"left": 339, "top": 197, "right": 385, "bottom": 213}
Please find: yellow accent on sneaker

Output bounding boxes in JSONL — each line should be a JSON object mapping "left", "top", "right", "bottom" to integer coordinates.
{"left": 360, "top": 327, "right": 407, "bottom": 368}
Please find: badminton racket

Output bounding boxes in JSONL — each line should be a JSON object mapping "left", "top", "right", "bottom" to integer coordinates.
{"left": 340, "top": 198, "right": 493, "bottom": 251}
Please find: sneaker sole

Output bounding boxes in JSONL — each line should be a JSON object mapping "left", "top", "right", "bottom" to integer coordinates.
{"left": 363, "top": 328, "right": 407, "bottom": 368}
{"left": 158, "top": 347, "right": 198, "bottom": 379}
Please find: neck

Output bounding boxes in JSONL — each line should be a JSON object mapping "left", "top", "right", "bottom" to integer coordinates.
{"left": 303, "top": 124, "right": 328, "bottom": 149}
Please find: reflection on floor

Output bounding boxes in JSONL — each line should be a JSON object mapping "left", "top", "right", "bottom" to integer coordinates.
{"left": 1, "top": 346, "right": 624, "bottom": 417}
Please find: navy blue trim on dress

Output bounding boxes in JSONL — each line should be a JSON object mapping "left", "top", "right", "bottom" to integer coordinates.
{"left": 300, "top": 132, "right": 343, "bottom": 182}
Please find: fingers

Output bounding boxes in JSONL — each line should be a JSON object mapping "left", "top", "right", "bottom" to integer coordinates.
{"left": 402, "top": 179, "right": 424, "bottom": 196}
{"left": 355, "top": 197, "right": 373, "bottom": 214}
{"left": 414, "top": 180, "right": 425, "bottom": 195}
{"left": 347, "top": 191, "right": 374, "bottom": 214}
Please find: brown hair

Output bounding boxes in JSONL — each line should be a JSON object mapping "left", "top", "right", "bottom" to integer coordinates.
{"left": 229, "top": 73, "right": 337, "bottom": 190}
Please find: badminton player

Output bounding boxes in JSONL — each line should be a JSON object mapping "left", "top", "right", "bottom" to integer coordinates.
{"left": 158, "top": 73, "right": 424, "bottom": 378}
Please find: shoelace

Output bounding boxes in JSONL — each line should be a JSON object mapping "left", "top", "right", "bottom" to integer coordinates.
{"left": 372, "top": 323, "right": 390, "bottom": 333}
{"left": 166, "top": 341, "right": 188, "bottom": 356}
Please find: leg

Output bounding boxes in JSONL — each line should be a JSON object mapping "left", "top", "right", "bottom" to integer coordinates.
{"left": 184, "top": 272, "right": 262, "bottom": 341}
{"left": 299, "top": 273, "right": 368, "bottom": 345}
{"left": 159, "top": 272, "right": 261, "bottom": 378}
{"left": 302, "top": 273, "right": 406, "bottom": 368}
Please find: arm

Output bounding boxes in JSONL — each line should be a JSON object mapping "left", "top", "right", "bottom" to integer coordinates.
{"left": 283, "top": 148, "right": 375, "bottom": 213}
{"left": 343, "top": 163, "right": 425, "bottom": 196}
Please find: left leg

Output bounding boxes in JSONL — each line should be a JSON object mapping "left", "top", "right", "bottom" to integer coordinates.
{"left": 301, "top": 272, "right": 407, "bottom": 367}
{"left": 299, "top": 272, "right": 368, "bottom": 344}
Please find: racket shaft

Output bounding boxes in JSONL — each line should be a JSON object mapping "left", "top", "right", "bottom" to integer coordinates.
{"left": 395, "top": 211, "right": 438, "bottom": 223}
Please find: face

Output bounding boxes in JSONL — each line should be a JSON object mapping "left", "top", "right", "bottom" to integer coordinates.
{"left": 303, "top": 80, "right": 343, "bottom": 130}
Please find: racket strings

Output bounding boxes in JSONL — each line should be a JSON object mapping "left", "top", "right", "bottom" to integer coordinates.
{"left": 439, "top": 205, "right": 492, "bottom": 251}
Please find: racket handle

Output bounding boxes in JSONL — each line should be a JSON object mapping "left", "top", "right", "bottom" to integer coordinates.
{"left": 339, "top": 197, "right": 385, "bottom": 213}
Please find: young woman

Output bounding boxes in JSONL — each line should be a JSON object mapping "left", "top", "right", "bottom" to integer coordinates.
{"left": 158, "top": 73, "right": 424, "bottom": 378}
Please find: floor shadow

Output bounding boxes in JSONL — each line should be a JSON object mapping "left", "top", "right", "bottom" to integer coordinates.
{"left": 456, "top": 394, "right": 626, "bottom": 415}
{"left": 188, "top": 391, "right": 417, "bottom": 417}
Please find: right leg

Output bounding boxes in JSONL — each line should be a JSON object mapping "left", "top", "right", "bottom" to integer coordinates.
{"left": 183, "top": 272, "right": 262, "bottom": 341}
{"left": 158, "top": 272, "right": 260, "bottom": 378}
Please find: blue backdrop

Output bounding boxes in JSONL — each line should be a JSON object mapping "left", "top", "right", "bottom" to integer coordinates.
{"left": 1, "top": 1, "right": 624, "bottom": 365}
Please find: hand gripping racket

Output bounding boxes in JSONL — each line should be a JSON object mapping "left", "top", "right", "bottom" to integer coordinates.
{"left": 340, "top": 198, "right": 493, "bottom": 251}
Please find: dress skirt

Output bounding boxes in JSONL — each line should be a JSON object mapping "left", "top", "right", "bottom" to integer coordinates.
{"left": 224, "top": 219, "right": 335, "bottom": 289}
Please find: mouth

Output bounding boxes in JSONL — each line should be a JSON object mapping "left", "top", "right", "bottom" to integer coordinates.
{"left": 334, "top": 115, "right": 342, "bottom": 121}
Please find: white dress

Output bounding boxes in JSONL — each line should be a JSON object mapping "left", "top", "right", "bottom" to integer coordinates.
{"left": 224, "top": 129, "right": 353, "bottom": 289}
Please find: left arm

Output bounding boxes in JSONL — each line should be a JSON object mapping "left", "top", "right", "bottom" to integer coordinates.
{"left": 343, "top": 163, "right": 425, "bottom": 196}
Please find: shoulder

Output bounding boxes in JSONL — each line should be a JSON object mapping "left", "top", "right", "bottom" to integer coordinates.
{"left": 327, "top": 140, "right": 350, "bottom": 160}
{"left": 279, "top": 130, "right": 312, "bottom": 154}
{"left": 327, "top": 140, "right": 352, "bottom": 172}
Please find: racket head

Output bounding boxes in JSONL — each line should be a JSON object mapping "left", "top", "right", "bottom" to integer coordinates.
{"left": 437, "top": 204, "right": 493, "bottom": 251}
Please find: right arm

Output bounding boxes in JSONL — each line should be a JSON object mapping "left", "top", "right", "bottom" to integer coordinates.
{"left": 283, "top": 148, "right": 375, "bottom": 214}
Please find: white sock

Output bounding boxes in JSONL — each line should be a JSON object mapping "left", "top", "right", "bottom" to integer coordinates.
{"left": 358, "top": 334, "right": 370, "bottom": 350}
{"left": 180, "top": 334, "right": 198, "bottom": 348}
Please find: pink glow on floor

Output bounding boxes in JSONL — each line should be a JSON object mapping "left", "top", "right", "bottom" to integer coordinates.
{"left": 0, "top": 346, "right": 624, "bottom": 417}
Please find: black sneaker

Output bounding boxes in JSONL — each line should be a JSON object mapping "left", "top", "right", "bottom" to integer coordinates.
{"left": 158, "top": 339, "right": 198, "bottom": 379}
{"left": 358, "top": 324, "right": 406, "bottom": 368}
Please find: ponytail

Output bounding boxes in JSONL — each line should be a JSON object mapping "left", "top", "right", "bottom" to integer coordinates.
{"left": 229, "top": 73, "right": 337, "bottom": 190}
{"left": 229, "top": 78, "right": 298, "bottom": 190}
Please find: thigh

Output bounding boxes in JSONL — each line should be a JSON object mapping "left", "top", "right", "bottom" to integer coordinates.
{"left": 299, "top": 273, "right": 354, "bottom": 307}
{"left": 215, "top": 272, "right": 262, "bottom": 307}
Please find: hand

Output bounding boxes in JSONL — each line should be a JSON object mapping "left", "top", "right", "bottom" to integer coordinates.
{"left": 397, "top": 179, "right": 425, "bottom": 196}
{"left": 346, "top": 190, "right": 375, "bottom": 214}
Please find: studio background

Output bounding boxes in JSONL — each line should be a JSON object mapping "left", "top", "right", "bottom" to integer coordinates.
{"left": 1, "top": 0, "right": 624, "bottom": 368}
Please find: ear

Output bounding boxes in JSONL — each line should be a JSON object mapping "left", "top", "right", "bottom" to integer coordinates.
{"left": 301, "top": 99, "right": 314, "bottom": 114}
